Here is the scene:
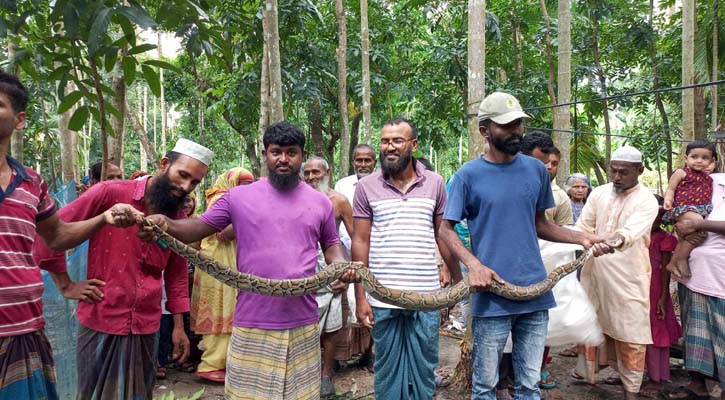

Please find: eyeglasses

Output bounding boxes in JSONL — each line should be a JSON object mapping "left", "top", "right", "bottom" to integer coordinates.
{"left": 379, "top": 138, "right": 414, "bottom": 148}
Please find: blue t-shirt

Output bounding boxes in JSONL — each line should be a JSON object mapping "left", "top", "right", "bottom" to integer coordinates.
{"left": 444, "top": 154, "right": 556, "bottom": 317}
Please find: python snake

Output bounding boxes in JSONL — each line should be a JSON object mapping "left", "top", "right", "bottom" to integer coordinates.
{"left": 143, "top": 218, "right": 594, "bottom": 311}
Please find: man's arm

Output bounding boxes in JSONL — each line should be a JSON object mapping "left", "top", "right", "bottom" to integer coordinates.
{"left": 140, "top": 214, "right": 219, "bottom": 244}
{"left": 164, "top": 252, "right": 191, "bottom": 363}
{"left": 49, "top": 271, "right": 105, "bottom": 303}
{"left": 36, "top": 204, "right": 140, "bottom": 251}
{"left": 434, "top": 214, "right": 462, "bottom": 283}
{"left": 351, "top": 217, "right": 374, "bottom": 328}
{"left": 337, "top": 196, "right": 355, "bottom": 239}
{"left": 677, "top": 219, "right": 725, "bottom": 236}
{"left": 438, "top": 219, "right": 498, "bottom": 289}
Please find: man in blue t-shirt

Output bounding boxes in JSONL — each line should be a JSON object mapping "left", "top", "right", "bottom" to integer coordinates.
{"left": 440, "top": 92, "right": 612, "bottom": 400}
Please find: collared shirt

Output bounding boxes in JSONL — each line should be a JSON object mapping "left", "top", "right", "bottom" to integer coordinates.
{"left": 334, "top": 174, "right": 358, "bottom": 251}
{"left": 0, "top": 156, "right": 56, "bottom": 337}
{"left": 545, "top": 181, "right": 574, "bottom": 225}
{"left": 353, "top": 162, "right": 446, "bottom": 309}
{"left": 684, "top": 173, "right": 725, "bottom": 299}
{"left": 577, "top": 182, "right": 659, "bottom": 344}
{"left": 33, "top": 177, "right": 189, "bottom": 335}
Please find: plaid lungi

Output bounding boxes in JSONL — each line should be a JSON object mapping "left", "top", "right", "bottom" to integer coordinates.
{"left": 226, "top": 324, "right": 320, "bottom": 399}
{"left": 679, "top": 285, "right": 725, "bottom": 389}
{"left": 76, "top": 324, "right": 158, "bottom": 400}
{"left": 0, "top": 330, "right": 57, "bottom": 400}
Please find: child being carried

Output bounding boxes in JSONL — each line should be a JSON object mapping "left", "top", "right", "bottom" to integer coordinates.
{"left": 663, "top": 140, "right": 717, "bottom": 279}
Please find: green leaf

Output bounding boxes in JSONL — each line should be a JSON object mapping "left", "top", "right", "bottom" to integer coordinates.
{"left": 143, "top": 59, "right": 179, "bottom": 72}
{"left": 57, "top": 90, "right": 83, "bottom": 114}
{"left": 141, "top": 64, "right": 160, "bottom": 96}
{"left": 116, "top": 5, "right": 157, "bottom": 29}
{"left": 68, "top": 105, "right": 89, "bottom": 131}
{"left": 88, "top": 7, "right": 113, "bottom": 56}
{"left": 88, "top": 105, "right": 100, "bottom": 122}
{"left": 127, "top": 43, "right": 157, "bottom": 56}
{"left": 63, "top": 3, "right": 79, "bottom": 39}
{"left": 48, "top": 65, "right": 71, "bottom": 82}
{"left": 104, "top": 46, "right": 119, "bottom": 73}
{"left": 0, "top": 0, "right": 17, "bottom": 13}
{"left": 0, "top": 18, "right": 7, "bottom": 38}
{"left": 106, "top": 103, "right": 122, "bottom": 121}
{"left": 118, "top": 14, "right": 136, "bottom": 46}
{"left": 122, "top": 56, "right": 136, "bottom": 86}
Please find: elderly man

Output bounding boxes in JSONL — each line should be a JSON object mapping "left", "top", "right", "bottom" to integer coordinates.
{"left": 574, "top": 146, "right": 659, "bottom": 400}
{"left": 140, "top": 122, "right": 355, "bottom": 399}
{"left": 303, "top": 155, "right": 354, "bottom": 396}
{"left": 352, "top": 118, "right": 459, "bottom": 399}
{"left": 34, "top": 138, "right": 213, "bottom": 400}
{"left": 666, "top": 172, "right": 725, "bottom": 400}
{"left": 0, "top": 71, "right": 137, "bottom": 400}
{"left": 335, "top": 144, "right": 377, "bottom": 252}
{"left": 440, "top": 92, "right": 604, "bottom": 400}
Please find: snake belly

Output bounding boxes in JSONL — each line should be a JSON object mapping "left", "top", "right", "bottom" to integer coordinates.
{"left": 146, "top": 220, "right": 592, "bottom": 311}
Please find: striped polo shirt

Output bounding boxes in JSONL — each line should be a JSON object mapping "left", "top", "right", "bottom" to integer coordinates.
{"left": 0, "top": 156, "right": 56, "bottom": 337}
{"left": 353, "top": 161, "right": 447, "bottom": 308}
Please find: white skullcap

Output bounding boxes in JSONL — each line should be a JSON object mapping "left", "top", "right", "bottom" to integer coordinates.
{"left": 171, "top": 138, "right": 214, "bottom": 166}
{"left": 611, "top": 146, "right": 642, "bottom": 163}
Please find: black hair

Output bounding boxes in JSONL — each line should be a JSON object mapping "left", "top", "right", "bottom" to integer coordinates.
{"left": 686, "top": 140, "right": 717, "bottom": 160}
{"left": 416, "top": 157, "right": 433, "bottom": 171}
{"left": 262, "top": 121, "right": 306, "bottom": 150}
{"left": 654, "top": 194, "right": 664, "bottom": 206}
{"left": 165, "top": 151, "right": 182, "bottom": 164}
{"left": 549, "top": 147, "right": 561, "bottom": 155}
{"left": 520, "top": 131, "right": 555, "bottom": 156}
{"left": 89, "top": 159, "right": 119, "bottom": 181}
{"left": 0, "top": 71, "right": 28, "bottom": 113}
{"left": 383, "top": 118, "right": 418, "bottom": 139}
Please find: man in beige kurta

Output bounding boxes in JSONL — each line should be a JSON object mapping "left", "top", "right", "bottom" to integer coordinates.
{"left": 545, "top": 149, "right": 574, "bottom": 225}
{"left": 574, "top": 146, "right": 659, "bottom": 399}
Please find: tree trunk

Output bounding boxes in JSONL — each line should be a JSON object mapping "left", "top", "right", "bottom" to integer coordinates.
{"left": 7, "top": 40, "right": 22, "bottom": 163}
{"left": 58, "top": 81, "right": 77, "bottom": 184}
{"left": 109, "top": 52, "right": 126, "bottom": 169}
{"left": 713, "top": 0, "right": 719, "bottom": 134}
{"left": 466, "top": 0, "right": 486, "bottom": 160}
{"left": 539, "top": 0, "right": 557, "bottom": 128}
{"left": 556, "top": 0, "right": 572, "bottom": 185}
{"left": 125, "top": 98, "right": 160, "bottom": 171}
{"left": 649, "top": 0, "right": 673, "bottom": 177}
{"left": 139, "top": 86, "right": 148, "bottom": 171}
{"left": 40, "top": 98, "right": 57, "bottom": 189}
{"left": 592, "top": 10, "right": 611, "bottom": 167}
{"left": 512, "top": 14, "right": 523, "bottom": 77}
{"left": 694, "top": 86, "right": 707, "bottom": 140}
{"left": 158, "top": 33, "right": 167, "bottom": 155}
{"left": 310, "top": 97, "right": 326, "bottom": 158}
{"left": 88, "top": 57, "right": 110, "bottom": 182}
{"left": 258, "top": 37, "right": 270, "bottom": 177}
{"left": 349, "top": 111, "right": 361, "bottom": 166}
{"left": 360, "top": 0, "right": 372, "bottom": 144}
{"left": 264, "top": 0, "right": 284, "bottom": 123}
{"left": 336, "top": 0, "right": 350, "bottom": 177}
{"left": 682, "top": 0, "right": 696, "bottom": 154}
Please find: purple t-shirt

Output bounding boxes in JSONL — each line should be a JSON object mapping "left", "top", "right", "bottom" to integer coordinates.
{"left": 199, "top": 179, "right": 339, "bottom": 329}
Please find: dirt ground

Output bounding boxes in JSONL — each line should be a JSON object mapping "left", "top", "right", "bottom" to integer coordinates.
{"left": 153, "top": 333, "right": 706, "bottom": 400}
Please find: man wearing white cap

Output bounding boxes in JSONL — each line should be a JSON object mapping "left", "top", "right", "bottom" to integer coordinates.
{"left": 573, "top": 145, "right": 659, "bottom": 400}
{"left": 440, "top": 92, "right": 608, "bottom": 399}
{"left": 34, "top": 138, "right": 213, "bottom": 399}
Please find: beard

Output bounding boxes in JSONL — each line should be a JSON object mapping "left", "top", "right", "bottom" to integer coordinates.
{"left": 355, "top": 170, "right": 372, "bottom": 179}
{"left": 310, "top": 175, "right": 330, "bottom": 192}
{"left": 490, "top": 134, "right": 522, "bottom": 156}
{"left": 147, "top": 172, "right": 187, "bottom": 215}
{"left": 268, "top": 166, "right": 301, "bottom": 191}
{"left": 380, "top": 149, "right": 412, "bottom": 177}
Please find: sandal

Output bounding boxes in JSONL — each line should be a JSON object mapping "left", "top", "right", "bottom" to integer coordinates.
{"left": 604, "top": 376, "right": 623, "bottom": 385}
{"left": 539, "top": 371, "right": 556, "bottom": 389}
{"left": 558, "top": 347, "right": 578, "bottom": 358}
{"left": 156, "top": 367, "right": 167, "bottom": 379}
{"left": 195, "top": 370, "right": 226, "bottom": 383}
{"left": 666, "top": 386, "right": 710, "bottom": 400}
{"left": 570, "top": 370, "right": 585, "bottom": 380}
{"left": 496, "top": 388, "right": 514, "bottom": 400}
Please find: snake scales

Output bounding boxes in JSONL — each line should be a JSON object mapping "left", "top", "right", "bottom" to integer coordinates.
{"left": 144, "top": 219, "right": 593, "bottom": 311}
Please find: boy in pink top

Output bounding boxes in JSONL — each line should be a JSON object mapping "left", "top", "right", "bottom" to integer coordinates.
{"left": 141, "top": 122, "right": 357, "bottom": 399}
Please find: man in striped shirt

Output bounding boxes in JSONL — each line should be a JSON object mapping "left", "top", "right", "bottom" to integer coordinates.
{"left": 0, "top": 72, "right": 138, "bottom": 400}
{"left": 352, "top": 118, "right": 459, "bottom": 399}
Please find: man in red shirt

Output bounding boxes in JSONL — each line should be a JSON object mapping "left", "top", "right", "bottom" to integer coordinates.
{"left": 0, "top": 72, "right": 138, "bottom": 400}
{"left": 34, "top": 138, "right": 213, "bottom": 399}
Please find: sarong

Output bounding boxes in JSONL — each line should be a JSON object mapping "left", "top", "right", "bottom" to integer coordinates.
{"left": 679, "top": 285, "right": 725, "bottom": 389}
{"left": 372, "top": 308, "right": 438, "bottom": 400}
{"left": 0, "top": 330, "right": 57, "bottom": 400}
{"left": 316, "top": 292, "right": 343, "bottom": 334}
{"left": 226, "top": 324, "right": 320, "bottom": 399}
{"left": 77, "top": 325, "right": 158, "bottom": 400}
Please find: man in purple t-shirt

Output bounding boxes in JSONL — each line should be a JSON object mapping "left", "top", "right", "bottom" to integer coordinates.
{"left": 142, "top": 122, "right": 356, "bottom": 399}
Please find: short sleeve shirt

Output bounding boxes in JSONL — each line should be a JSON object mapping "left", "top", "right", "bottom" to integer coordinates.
{"left": 353, "top": 161, "right": 447, "bottom": 308}
{"left": 200, "top": 179, "right": 339, "bottom": 329}
{"left": 0, "top": 156, "right": 56, "bottom": 337}
{"left": 444, "top": 155, "right": 556, "bottom": 317}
